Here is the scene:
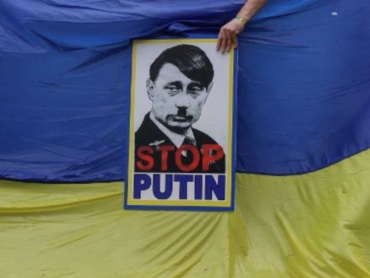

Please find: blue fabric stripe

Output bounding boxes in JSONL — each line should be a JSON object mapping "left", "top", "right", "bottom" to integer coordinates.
{"left": 0, "top": 1, "right": 369, "bottom": 181}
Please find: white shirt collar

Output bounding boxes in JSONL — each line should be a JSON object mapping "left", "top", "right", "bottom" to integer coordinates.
{"left": 149, "top": 112, "right": 195, "bottom": 148}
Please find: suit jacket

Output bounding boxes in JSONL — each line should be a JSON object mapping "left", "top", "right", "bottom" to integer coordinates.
{"left": 134, "top": 113, "right": 226, "bottom": 173}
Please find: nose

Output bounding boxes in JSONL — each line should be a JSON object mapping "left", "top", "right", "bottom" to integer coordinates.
{"left": 175, "top": 94, "right": 190, "bottom": 109}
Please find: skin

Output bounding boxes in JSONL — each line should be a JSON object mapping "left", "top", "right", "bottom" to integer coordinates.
{"left": 217, "top": 0, "right": 268, "bottom": 53}
{"left": 147, "top": 63, "right": 213, "bottom": 135}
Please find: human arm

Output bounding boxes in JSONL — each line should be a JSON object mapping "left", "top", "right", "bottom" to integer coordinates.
{"left": 217, "top": 0, "right": 268, "bottom": 53}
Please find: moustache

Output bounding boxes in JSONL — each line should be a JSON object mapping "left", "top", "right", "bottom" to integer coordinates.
{"left": 177, "top": 107, "right": 187, "bottom": 117}
{"left": 166, "top": 108, "right": 193, "bottom": 122}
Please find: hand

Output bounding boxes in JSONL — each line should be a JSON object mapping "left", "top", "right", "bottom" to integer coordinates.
{"left": 217, "top": 19, "right": 245, "bottom": 53}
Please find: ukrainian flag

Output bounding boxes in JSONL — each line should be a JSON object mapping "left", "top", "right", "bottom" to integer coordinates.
{"left": 1, "top": 1, "right": 370, "bottom": 277}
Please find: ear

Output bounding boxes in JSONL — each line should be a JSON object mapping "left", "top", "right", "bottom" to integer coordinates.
{"left": 203, "top": 82, "right": 213, "bottom": 104}
{"left": 146, "top": 79, "right": 155, "bottom": 100}
{"left": 206, "top": 82, "right": 213, "bottom": 94}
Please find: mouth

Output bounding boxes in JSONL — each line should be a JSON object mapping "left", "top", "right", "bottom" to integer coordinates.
{"left": 168, "top": 115, "right": 192, "bottom": 122}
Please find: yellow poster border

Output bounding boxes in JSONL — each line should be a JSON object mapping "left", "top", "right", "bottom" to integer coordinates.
{"left": 126, "top": 38, "right": 234, "bottom": 209}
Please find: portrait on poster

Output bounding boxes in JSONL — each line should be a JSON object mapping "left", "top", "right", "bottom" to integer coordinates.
{"left": 125, "top": 38, "right": 236, "bottom": 211}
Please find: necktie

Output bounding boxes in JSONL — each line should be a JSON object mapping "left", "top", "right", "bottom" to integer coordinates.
{"left": 182, "top": 136, "right": 196, "bottom": 146}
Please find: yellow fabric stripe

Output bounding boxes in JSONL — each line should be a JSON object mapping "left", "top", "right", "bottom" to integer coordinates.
{"left": 1, "top": 149, "right": 370, "bottom": 277}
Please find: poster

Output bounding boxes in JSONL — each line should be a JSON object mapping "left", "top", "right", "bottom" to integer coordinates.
{"left": 124, "top": 38, "right": 237, "bottom": 211}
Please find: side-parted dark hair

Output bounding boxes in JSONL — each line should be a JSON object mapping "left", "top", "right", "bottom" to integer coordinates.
{"left": 149, "top": 44, "right": 214, "bottom": 89}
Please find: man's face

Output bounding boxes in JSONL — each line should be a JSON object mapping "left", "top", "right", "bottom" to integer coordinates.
{"left": 147, "top": 63, "right": 212, "bottom": 134}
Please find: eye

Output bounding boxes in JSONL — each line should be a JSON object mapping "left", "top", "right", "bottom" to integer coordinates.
{"left": 188, "top": 83, "right": 204, "bottom": 92}
{"left": 190, "top": 86, "right": 202, "bottom": 91}
{"left": 187, "top": 84, "right": 204, "bottom": 97}
{"left": 187, "top": 91, "right": 202, "bottom": 99}
{"left": 164, "top": 85, "right": 180, "bottom": 96}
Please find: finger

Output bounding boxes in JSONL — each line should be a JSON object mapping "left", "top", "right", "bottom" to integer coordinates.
{"left": 224, "top": 30, "right": 232, "bottom": 52}
{"left": 231, "top": 32, "right": 238, "bottom": 49}
{"left": 217, "top": 28, "right": 225, "bottom": 51}
{"left": 221, "top": 30, "right": 228, "bottom": 53}
{"left": 217, "top": 38, "right": 224, "bottom": 52}
{"left": 217, "top": 29, "right": 225, "bottom": 51}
